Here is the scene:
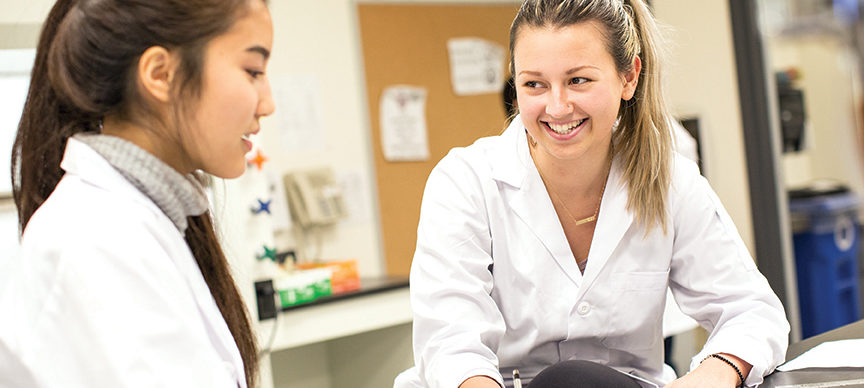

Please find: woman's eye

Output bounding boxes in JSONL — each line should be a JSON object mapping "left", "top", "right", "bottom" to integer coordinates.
{"left": 524, "top": 81, "right": 540, "bottom": 88}
{"left": 570, "top": 77, "right": 588, "bottom": 85}
{"left": 246, "top": 69, "right": 264, "bottom": 79}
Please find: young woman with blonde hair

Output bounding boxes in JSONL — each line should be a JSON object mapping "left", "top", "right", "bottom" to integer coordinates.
{"left": 397, "top": 0, "right": 789, "bottom": 387}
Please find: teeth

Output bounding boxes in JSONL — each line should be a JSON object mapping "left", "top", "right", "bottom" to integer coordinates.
{"left": 242, "top": 134, "right": 251, "bottom": 141}
{"left": 548, "top": 119, "right": 585, "bottom": 134}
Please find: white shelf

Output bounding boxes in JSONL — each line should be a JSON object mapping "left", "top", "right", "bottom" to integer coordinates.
{"left": 256, "top": 287, "right": 412, "bottom": 351}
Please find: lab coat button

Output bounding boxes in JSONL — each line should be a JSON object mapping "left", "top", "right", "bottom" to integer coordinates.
{"left": 577, "top": 302, "right": 590, "bottom": 315}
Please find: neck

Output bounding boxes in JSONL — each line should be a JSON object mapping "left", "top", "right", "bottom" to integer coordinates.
{"left": 102, "top": 115, "right": 191, "bottom": 175}
{"left": 530, "top": 140, "right": 612, "bottom": 198}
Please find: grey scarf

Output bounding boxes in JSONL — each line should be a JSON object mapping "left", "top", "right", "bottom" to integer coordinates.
{"left": 73, "top": 133, "right": 209, "bottom": 234}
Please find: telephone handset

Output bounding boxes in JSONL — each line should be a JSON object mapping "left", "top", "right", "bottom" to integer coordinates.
{"left": 283, "top": 168, "right": 346, "bottom": 227}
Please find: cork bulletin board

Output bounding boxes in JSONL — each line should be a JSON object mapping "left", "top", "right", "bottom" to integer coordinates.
{"left": 357, "top": 3, "right": 521, "bottom": 276}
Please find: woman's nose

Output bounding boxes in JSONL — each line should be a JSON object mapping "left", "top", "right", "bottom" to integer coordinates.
{"left": 545, "top": 88, "right": 573, "bottom": 117}
{"left": 257, "top": 80, "right": 276, "bottom": 117}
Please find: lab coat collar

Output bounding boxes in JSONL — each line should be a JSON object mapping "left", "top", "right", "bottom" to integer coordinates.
{"left": 489, "top": 116, "right": 530, "bottom": 188}
{"left": 61, "top": 137, "right": 155, "bottom": 210}
{"left": 489, "top": 117, "right": 634, "bottom": 290}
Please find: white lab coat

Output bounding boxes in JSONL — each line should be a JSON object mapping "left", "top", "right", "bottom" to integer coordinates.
{"left": 0, "top": 138, "right": 246, "bottom": 388}
{"left": 396, "top": 117, "right": 789, "bottom": 388}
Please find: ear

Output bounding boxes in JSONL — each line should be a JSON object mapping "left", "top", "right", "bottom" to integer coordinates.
{"left": 137, "top": 46, "right": 177, "bottom": 103}
{"left": 621, "top": 55, "right": 641, "bottom": 101}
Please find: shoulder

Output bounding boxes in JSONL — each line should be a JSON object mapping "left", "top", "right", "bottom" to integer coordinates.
{"left": 433, "top": 121, "right": 522, "bottom": 184}
{"left": 6, "top": 176, "right": 192, "bottom": 323}
{"left": 423, "top": 138, "right": 497, "bottom": 207}
{"left": 418, "top": 125, "right": 521, "bottom": 223}
{"left": 28, "top": 173, "right": 169, "bottom": 240}
{"left": 11, "top": 176, "right": 193, "bottom": 329}
{"left": 20, "top": 173, "right": 184, "bottom": 278}
{"left": 668, "top": 151, "right": 705, "bottom": 196}
{"left": 666, "top": 152, "right": 744, "bottom": 237}
{"left": 670, "top": 151, "right": 703, "bottom": 188}
{"left": 439, "top": 132, "right": 508, "bottom": 169}
{"left": 665, "top": 152, "right": 717, "bottom": 219}
{"left": 19, "top": 139, "right": 192, "bottom": 286}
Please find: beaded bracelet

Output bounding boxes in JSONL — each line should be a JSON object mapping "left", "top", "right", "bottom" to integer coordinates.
{"left": 702, "top": 353, "right": 745, "bottom": 388}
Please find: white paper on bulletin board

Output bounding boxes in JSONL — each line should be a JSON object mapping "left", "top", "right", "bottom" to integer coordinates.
{"left": 270, "top": 74, "right": 327, "bottom": 153}
{"left": 379, "top": 85, "right": 429, "bottom": 162}
{"left": 446, "top": 37, "right": 505, "bottom": 96}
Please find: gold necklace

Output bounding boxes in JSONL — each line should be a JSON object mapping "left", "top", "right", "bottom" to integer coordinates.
{"left": 535, "top": 158, "right": 610, "bottom": 227}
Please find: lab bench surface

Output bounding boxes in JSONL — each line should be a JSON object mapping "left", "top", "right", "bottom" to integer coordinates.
{"left": 761, "top": 319, "right": 864, "bottom": 387}
{"left": 281, "top": 276, "right": 410, "bottom": 312}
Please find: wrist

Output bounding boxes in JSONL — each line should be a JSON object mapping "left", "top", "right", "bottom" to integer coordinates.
{"left": 701, "top": 353, "right": 745, "bottom": 387}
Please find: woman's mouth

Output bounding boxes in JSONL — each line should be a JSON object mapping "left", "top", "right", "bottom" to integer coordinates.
{"left": 242, "top": 133, "right": 253, "bottom": 151}
{"left": 544, "top": 118, "right": 588, "bottom": 135}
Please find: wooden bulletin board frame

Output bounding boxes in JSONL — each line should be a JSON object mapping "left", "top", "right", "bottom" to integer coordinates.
{"left": 358, "top": 3, "right": 521, "bottom": 276}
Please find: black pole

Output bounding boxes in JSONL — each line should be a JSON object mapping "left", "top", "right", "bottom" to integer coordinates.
{"left": 728, "top": 0, "right": 800, "bottom": 339}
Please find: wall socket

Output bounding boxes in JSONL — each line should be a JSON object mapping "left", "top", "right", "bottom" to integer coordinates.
{"left": 254, "top": 279, "right": 277, "bottom": 321}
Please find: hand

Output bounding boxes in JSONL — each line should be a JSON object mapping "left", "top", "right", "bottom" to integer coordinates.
{"left": 663, "top": 353, "right": 751, "bottom": 388}
{"left": 459, "top": 375, "right": 502, "bottom": 388}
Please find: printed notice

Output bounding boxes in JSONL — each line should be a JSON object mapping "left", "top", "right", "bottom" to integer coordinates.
{"left": 270, "top": 74, "right": 327, "bottom": 153}
{"left": 446, "top": 37, "right": 506, "bottom": 96}
{"left": 380, "top": 85, "right": 429, "bottom": 162}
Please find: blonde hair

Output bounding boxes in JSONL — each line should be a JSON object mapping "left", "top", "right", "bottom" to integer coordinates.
{"left": 509, "top": 0, "right": 672, "bottom": 233}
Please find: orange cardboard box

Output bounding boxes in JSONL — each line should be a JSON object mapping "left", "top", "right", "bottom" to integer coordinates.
{"left": 295, "top": 260, "right": 361, "bottom": 294}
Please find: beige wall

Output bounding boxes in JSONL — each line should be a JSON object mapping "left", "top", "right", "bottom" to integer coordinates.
{"left": 0, "top": 1, "right": 51, "bottom": 24}
{"left": 653, "top": 0, "right": 756, "bottom": 253}
{"left": 768, "top": 36, "right": 864, "bottom": 199}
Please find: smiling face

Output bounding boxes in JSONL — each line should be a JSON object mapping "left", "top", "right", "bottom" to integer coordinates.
{"left": 182, "top": 0, "right": 275, "bottom": 179}
{"left": 514, "top": 21, "right": 638, "bottom": 164}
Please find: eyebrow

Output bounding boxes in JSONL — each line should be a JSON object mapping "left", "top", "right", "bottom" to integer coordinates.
{"left": 518, "top": 65, "right": 599, "bottom": 76}
{"left": 246, "top": 46, "right": 271, "bottom": 60}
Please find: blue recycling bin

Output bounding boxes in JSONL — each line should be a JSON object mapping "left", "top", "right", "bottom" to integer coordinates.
{"left": 789, "top": 192, "right": 862, "bottom": 338}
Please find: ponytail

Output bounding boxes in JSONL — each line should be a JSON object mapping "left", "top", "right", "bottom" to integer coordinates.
{"left": 11, "top": 0, "right": 99, "bottom": 233}
{"left": 613, "top": 0, "right": 672, "bottom": 234}
{"left": 186, "top": 212, "right": 259, "bottom": 387}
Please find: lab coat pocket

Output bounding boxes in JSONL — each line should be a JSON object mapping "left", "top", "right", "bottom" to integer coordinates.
{"left": 601, "top": 270, "right": 669, "bottom": 351}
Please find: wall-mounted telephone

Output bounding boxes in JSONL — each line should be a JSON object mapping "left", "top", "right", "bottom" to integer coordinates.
{"left": 283, "top": 168, "right": 346, "bottom": 228}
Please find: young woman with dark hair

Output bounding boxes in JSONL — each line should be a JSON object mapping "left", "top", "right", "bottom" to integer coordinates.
{"left": 1, "top": 0, "right": 274, "bottom": 386}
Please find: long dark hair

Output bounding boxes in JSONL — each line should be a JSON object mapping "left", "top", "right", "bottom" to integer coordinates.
{"left": 11, "top": 0, "right": 261, "bottom": 385}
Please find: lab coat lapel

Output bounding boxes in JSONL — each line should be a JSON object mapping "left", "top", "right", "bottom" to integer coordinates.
{"left": 510, "top": 169, "right": 585, "bottom": 286}
{"left": 171, "top": 242, "right": 248, "bottom": 388}
{"left": 492, "top": 119, "right": 583, "bottom": 286}
{"left": 576, "top": 160, "right": 633, "bottom": 298}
